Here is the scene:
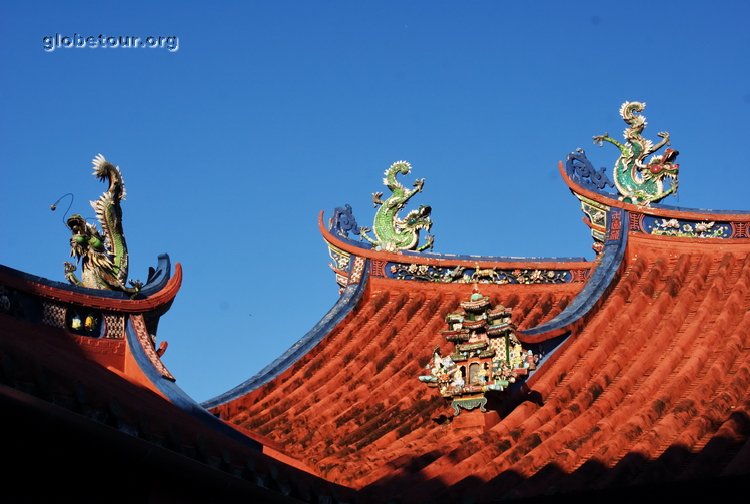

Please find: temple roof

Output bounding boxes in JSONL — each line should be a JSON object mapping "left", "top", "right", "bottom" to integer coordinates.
{"left": 0, "top": 253, "right": 351, "bottom": 502}
{"left": 205, "top": 209, "right": 750, "bottom": 501}
{"left": 202, "top": 145, "right": 750, "bottom": 501}
{"left": 4, "top": 127, "right": 750, "bottom": 501}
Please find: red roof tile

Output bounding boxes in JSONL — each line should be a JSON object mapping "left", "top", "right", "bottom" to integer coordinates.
{"left": 212, "top": 234, "right": 750, "bottom": 501}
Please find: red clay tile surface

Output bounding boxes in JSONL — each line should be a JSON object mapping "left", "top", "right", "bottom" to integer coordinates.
{"left": 213, "top": 233, "right": 750, "bottom": 501}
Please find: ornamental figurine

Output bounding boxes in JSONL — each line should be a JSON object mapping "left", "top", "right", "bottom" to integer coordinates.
{"left": 593, "top": 101, "right": 679, "bottom": 205}
{"left": 328, "top": 203, "right": 361, "bottom": 239}
{"left": 63, "top": 154, "right": 141, "bottom": 294}
{"left": 419, "top": 286, "right": 539, "bottom": 416}
{"left": 360, "top": 160, "right": 434, "bottom": 252}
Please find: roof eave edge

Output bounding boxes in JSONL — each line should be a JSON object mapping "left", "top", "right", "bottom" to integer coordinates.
{"left": 125, "top": 317, "right": 264, "bottom": 452}
{"left": 201, "top": 260, "right": 371, "bottom": 409}
{"left": 519, "top": 208, "right": 628, "bottom": 342}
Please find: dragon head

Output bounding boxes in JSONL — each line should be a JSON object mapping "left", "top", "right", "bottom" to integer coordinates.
{"left": 399, "top": 205, "right": 434, "bottom": 250}
{"left": 400, "top": 205, "right": 432, "bottom": 233}
{"left": 66, "top": 214, "right": 105, "bottom": 260}
{"left": 644, "top": 148, "right": 679, "bottom": 184}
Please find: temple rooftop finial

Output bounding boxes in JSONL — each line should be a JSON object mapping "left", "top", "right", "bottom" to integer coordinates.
{"left": 592, "top": 101, "right": 679, "bottom": 205}
{"left": 62, "top": 154, "right": 141, "bottom": 294}
{"left": 359, "top": 160, "right": 434, "bottom": 252}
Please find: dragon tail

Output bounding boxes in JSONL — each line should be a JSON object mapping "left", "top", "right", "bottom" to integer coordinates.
{"left": 90, "top": 154, "right": 129, "bottom": 284}
{"left": 619, "top": 101, "right": 647, "bottom": 130}
{"left": 92, "top": 153, "right": 126, "bottom": 201}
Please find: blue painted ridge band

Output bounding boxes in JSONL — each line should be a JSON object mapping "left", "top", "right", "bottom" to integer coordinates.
{"left": 125, "top": 317, "right": 263, "bottom": 451}
{"left": 202, "top": 260, "right": 371, "bottom": 409}
{"left": 521, "top": 209, "right": 628, "bottom": 337}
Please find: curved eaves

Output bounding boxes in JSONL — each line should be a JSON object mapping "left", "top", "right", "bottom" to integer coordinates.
{"left": 520, "top": 209, "right": 628, "bottom": 341}
{"left": 201, "top": 261, "right": 370, "bottom": 410}
{"left": 125, "top": 317, "right": 263, "bottom": 451}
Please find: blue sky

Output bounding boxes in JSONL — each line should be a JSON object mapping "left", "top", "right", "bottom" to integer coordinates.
{"left": 2, "top": 1, "right": 749, "bottom": 402}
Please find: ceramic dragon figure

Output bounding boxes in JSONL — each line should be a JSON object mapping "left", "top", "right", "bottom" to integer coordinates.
{"left": 360, "top": 160, "right": 434, "bottom": 252}
{"left": 64, "top": 154, "right": 141, "bottom": 294}
{"left": 593, "top": 101, "right": 679, "bottom": 205}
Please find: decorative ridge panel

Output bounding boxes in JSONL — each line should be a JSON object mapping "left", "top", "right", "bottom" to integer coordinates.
{"left": 129, "top": 314, "right": 174, "bottom": 381}
{"left": 381, "top": 261, "right": 588, "bottom": 285}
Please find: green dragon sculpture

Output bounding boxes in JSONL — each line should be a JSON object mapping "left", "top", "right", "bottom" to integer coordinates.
{"left": 64, "top": 154, "right": 141, "bottom": 294}
{"left": 361, "top": 160, "right": 434, "bottom": 252}
{"left": 593, "top": 101, "right": 679, "bottom": 205}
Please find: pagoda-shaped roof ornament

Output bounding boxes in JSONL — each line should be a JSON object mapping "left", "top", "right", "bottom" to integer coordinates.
{"left": 593, "top": 101, "right": 679, "bottom": 205}
{"left": 59, "top": 154, "right": 142, "bottom": 294}
{"left": 360, "top": 160, "right": 434, "bottom": 252}
{"left": 419, "top": 286, "right": 539, "bottom": 416}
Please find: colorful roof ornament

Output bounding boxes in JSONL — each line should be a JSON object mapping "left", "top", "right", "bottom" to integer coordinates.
{"left": 593, "top": 101, "right": 680, "bottom": 205}
{"left": 419, "top": 286, "right": 539, "bottom": 416}
{"left": 328, "top": 203, "right": 361, "bottom": 239}
{"left": 61, "top": 154, "right": 142, "bottom": 294}
{"left": 360, "top": 160, "right": 434, "bottom": 252}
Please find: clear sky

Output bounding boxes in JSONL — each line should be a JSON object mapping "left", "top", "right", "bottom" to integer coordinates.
{"left": 2, "top": 1, "right": 749, "bottom": 402}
